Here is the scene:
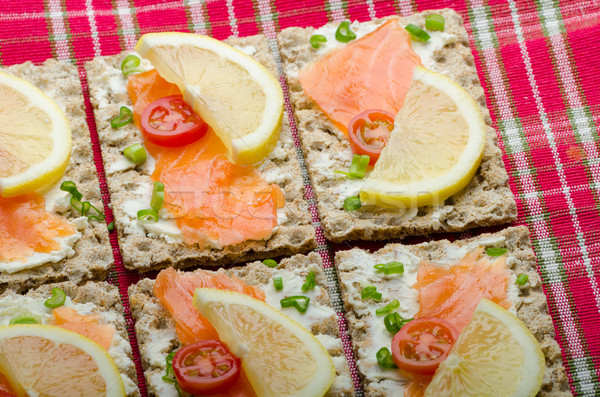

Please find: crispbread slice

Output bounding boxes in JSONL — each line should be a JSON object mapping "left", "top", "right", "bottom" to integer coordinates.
{"left": 0, "top": 60, "right": 113, "bottom": 291}
{"left": 0, "top": 280, "right": 139, "bottom": 396}
{"left": 335, "top": 226, "right": 571, "bottom": 396}
{"left": 128, "top": 252, "right": 354, "bottom": 396}
{"left": 277, "top": 8, "right": 517, "bottom": 242}
{"left": 85, "top": 34, "right": 315, "bottom": 272}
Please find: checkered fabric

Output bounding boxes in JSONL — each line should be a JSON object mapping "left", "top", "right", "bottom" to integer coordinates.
{"left": 1, "top": 0, "right": 599, "bottom": 395}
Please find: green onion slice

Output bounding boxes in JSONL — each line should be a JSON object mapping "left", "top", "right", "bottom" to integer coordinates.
{"left": 273, "top": 277, "right": 283, "bottom": 291}
{"left": 111, "top": 106, "right": 133, "bottom": 129}
{"left": 107, "top": 221, "right": 115, "bottom": 232}
{"left": 486, "top": 247, "right": 508, "bottom": 257}
{"left": 309, "top": 34, "right": 327, "bottom": 49}
{"left": 516, "top": 274, "right": 529, "bottom": 285}
{"left": 150, "top": 181, "right": 165, "bottom": 211}
{"left": 376, "top": 347, "right": 398, "bottom": 369}
{"left": 361, "top": 285, "right": 382, "bottom": 301}
{"left": 60, "top": 181, "right": 83, "bottom": 201}
{"left": 384, "top": 312, "right": 412, "bottom": 334}
{"left": 280, "top": 296, "right": 310, "bottom": 313}
{"left": 44, "top": 287, "right": 67, "bottom": 309}
{"left": 335, "top": 21, "right": 356, "bottom": 43}
{"left": 162, "top": 351, "right": 177, "bottom": 383}
{"left": 262, "top": 259, "right": 278, "bottom": 268}
{"left": 425, "top": 14, "right": 445, "bottom": 31}
{"left": 374, "top": 262, "right": 404, "bottom": 275}
{"left": 121, "top": 54, "right": 144, "bottom": 76}
{"left": 137, "top": 209, "right": 159, "bottom": 223}
{"left": 123, "top": 143, "right": 147, "bottom": 164}
{"left": 376, "top": 299, "right": 400, "bottom": 316}
{"left": 301, "top": 271, "right": 317, "bottom": 292}
{"left": 344, "top": 196, "right": 361, "bottom": 211}
{"left": 335, "top": 154, "right": 370, "bottom": 179}
{"left": 405, "top": 23, "right": 431, "bottom": 42}
{"left": 10, "top": 314, "right": 41, "bottom": 325}
{"left": 82, "top": 202, "right": 105, "bottom": 221}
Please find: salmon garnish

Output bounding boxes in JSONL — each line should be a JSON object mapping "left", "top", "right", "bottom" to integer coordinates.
{"left": 414, "top": 247, "right": 511, "bottom": 332}
{"left": 0, "top": 193, "right": 76, "bottom": 261}
{"left": 127, "top": 70, "right": 283, "bottom": 247}
{"left": 298, "top": 19, "right": 422, "bottom": 134}
{"left": 52, "top": 306, "right": 115, "bottom": 350}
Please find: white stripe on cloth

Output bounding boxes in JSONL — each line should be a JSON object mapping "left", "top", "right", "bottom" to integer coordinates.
{"left": 48, "top": 0, "right": 71, "bottom": 61}
{"left": 186, "top": 0, "right": 209, "bottom": 35}
{"left": 114, "top": 0, "right": 137, "bottom": 51}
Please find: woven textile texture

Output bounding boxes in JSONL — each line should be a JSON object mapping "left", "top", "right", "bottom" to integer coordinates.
{"left": 1, "top": 0, "right": 599, "bottom": 395}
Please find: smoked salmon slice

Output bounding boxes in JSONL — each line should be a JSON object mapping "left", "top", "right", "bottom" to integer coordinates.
{"left": 414, "top": 247, "right": 511, "bottom": 333}
{"left": 298, "top": 19, "right": 422, "bottom": 134}
{"left": 0, "top": 193, "right": 75, "bottom": 261}
{"left": 52, "top": 306, "right": 115, "bottom": 350}
{"left": 127, "top": 70, "right": 283, "bottom": 247}
{"left": 154, "top": 267, "right": 262, "bottom": 397}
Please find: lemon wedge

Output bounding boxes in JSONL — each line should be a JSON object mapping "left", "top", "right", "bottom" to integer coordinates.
{"left": 0, "top": 324, "right": 126, "bottom": 396}
{"left": 135, "top": 33, "right": 284, "bottom": 165}
{"left": 360, "top": 66, "right": 487, "bottom": 208}
{"left": 424, "top": 299, "right": 545, "bottom": 397}
{"left": 193, "top": 288, "right": 335, "bottom": 397}
{"left": 0, "top": 71, "right": 71, "bottom": 198}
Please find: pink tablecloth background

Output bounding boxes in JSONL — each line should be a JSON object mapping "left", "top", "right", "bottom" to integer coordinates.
{"left": 1, "top": 0, "right": 599, "bottom": 395}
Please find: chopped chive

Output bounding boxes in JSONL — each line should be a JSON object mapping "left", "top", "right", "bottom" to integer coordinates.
{"left": 111, "top": 106, "right": 133, "bottom": 129}
{"left": 374, "top": 262, "right": 404, "bottom": 275}
{"left": 107, "top": 221, "right": 115, "bottom": 232}
{"left": 425, "top": 14, "right": 445, "bottom": 31}
{"left": 309, "top": 34, "right": 327, "bottom": 49}
{"left": 150, "top": 181, "right": 165, "bottom": 211}
{"left": 273, "top": 277, "right": 283, "bottom": 291}
{"left": 335, "top": 21, "right": 356, "bottom": 43}
{"left": 344, "top": 196, "right": 361, "bottom": 211}
{"left": 405, "top": 23, "right": 431, "bottom": 42}
{"left": 263, "top": 259, "right": 278, "bottom": 268}
{"left": 486, "top": 247, "right": 508, "bottom": 257}
{"left": 60, "top": 181, "right": 83, "bottom": 201}
{"left": 62, "top": 181, "right": 104, "bottom": 221}
{"left": 301, "top": 271, "right": 317, "bottom": 292}
{"left": 44, "top": 287, "right": 67, "bottom": 309}
{"left": 123, "top": 143, "right": 147, "bottom": 164}
{"left": 383, "top": 312, "right": 412, "bottom": 334}
{"left": 361, "top": 285, "right": 382, "bottom": 301}
{"left": 9, "top": 314, "right": 40, "bottom": 325}
{"left": 376, "top": 299, "right": 400, "bottom": 316}
{"left": 137, "top": 209, "right": 159, "bottom": 223}
{"left": 280, "top": 296, "right": 310, "bottom": 313}
{"left": 335, "top": 154, "right": 370, "bottom": 179}
{"left": 82, "top": 202, "right": 105, "bottom": 221}
{"left": 162, "top": 351, "right": 177, "bottom": 383}
{"left": 121, "top": 54, "right": 144, "bottom": 77}
{"left": 516, "top": 274, "right": 529, "bottom": 285}
{"left": 376, "top": 347, "right": 398, "bottom": 369}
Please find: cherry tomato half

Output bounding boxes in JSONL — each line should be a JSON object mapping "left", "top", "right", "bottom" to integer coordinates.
{"left": 140, "top": 95, "right": 208, "bottom": 147}
{"left": 347, "top": 109, "right": 394, "bottom": 165}
{"left": 390, "top": 317, "right": 459, "bottom": 375}
{"left": 172, "top": 340, "right": 241, "bottom": 395}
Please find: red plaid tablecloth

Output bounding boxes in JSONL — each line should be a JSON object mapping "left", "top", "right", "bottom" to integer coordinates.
{"left": 1, "top": 0, "right": 599, "bottom": 395}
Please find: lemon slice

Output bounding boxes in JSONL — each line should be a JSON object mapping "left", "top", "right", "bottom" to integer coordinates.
{"left": 424, "top": 299, "right": 545, "bottom": 397}
{"left": 360, "top": 66, "right": 486, "bottom": 208}
{"left": 0, "top": 71, "right": 71, "bottom": 198}
{"left": 0, "top": 324, "right": 125, "bottom": 396}
{"left": 136, "top": 33, "right": 284, "bottom": 165}
{"left": 193, "top": 288, "right": 335, "bottom": 397}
